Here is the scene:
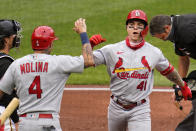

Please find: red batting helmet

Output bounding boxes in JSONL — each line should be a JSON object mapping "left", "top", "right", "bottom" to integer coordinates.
{"left": 126, "top": 10, "right": 148, "bottom": 37}
{"left": 31, "top": 26, "right": 58, "bottom": 50}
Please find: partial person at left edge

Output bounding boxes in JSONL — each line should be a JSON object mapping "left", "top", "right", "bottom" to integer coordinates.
{"left": 0, "top": 20, "right": 22, "bottom": 130}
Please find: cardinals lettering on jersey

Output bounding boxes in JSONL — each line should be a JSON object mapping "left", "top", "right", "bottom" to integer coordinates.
{"left": 117, "top": 71, "right": 149, "bottom": 80}
{"left": 113, "top": 57, "right": 149, "bottom": 80}
{"left": 20, "top": 62, "right": 48, "bottom": 74}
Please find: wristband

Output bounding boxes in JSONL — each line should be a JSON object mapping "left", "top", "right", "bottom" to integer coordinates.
{"left": 80, "top": 32, "right": 89, "bottom": 45}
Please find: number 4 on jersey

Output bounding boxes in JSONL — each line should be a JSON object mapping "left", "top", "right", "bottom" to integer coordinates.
{"left": 137, "top": 80, "right": 147, "bottom": 91}
{"left": 29, "top": 75, "right": 43, "bottom": 98}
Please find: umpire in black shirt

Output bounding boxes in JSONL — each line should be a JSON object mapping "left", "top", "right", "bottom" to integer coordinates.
{"left": 0, "top": 20, "right": 22, "bottom": 130}
{"left": 149, "top": 14, "right": 196, "bottom": 131}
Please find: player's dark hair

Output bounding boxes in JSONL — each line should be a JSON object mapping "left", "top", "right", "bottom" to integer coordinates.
{"left": 149, "top": 15, "right": 171, "bottom": 35}
{"left": 0, "top": 37, "right": 6, "bottom": 50}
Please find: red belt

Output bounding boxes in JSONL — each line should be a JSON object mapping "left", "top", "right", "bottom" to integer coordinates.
{"left": 111, "top": 95, "right": 146, "bottom": 110}
{"left": 20, "top": 113, "right": 53, "bottom": 118}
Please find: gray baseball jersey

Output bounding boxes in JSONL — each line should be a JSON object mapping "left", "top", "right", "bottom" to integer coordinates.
{"left": 93, "top": 40, "right": 173, "bottom": 102}
{"left": 0, "top": 53, "right": 84, "bottom": 115}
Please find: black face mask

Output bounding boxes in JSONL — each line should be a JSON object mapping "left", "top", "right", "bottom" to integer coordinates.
{"left": 12, "top": 20, "right": 22, "bottom": 48}
{"left": 12, "top": 35, "right": 21, "bottom": 48}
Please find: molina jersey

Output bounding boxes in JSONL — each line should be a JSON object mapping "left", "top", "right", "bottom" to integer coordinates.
{"left": 93, "top": 40, "right": 172, "bottom": 102}
{"left": 0, "top": 54, "right": 84, "bottom": 115}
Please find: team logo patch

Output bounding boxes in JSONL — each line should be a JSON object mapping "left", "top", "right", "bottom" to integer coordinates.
{"left": 141, "top": 56, "right": 151, "bottom": 72}
{"left": 112, "top": 57, "right": 123, "bottom": 73}
{"left": 36, "top": 40, "right": 39, "bottom": 46}
{"left": 135, "top": 10, "right": 140, "bottom": 16}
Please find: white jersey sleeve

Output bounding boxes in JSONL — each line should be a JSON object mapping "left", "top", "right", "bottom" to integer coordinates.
{"left": 93, "top": 49, "right": 106, "bottom": 66}
{"left": 154, "top": 49, "right": 174, "bottom": 76}
{"left": 56, "top": 55, "right": 84, "bottom": 73}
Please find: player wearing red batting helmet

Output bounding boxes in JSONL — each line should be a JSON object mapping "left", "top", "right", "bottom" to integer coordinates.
{"left": 88, "top": 9, "right": 191, "bottom": 131}
{"left": 0, "top": 18, "right": 94, "bottom": 131}
{"left": 31, "top": 26, "right": 58, "bottom": 50}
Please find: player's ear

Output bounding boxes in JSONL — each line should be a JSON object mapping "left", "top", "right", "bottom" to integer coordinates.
{"left": 4, "top": 37, "right": 9, "bottom": 44}
{"left": 47, "top": 42, "right": 53, "bottom": 54}
{"left": 3, "top": 36, "right": 13, "bottom": 48}
{"left": 164, "top": 25, "right": 171, "bottom": 34}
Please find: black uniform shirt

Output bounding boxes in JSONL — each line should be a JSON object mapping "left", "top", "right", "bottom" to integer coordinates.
{"left": 0, "top": 53, "right": 19, "bottom": 123}
{"left": 167, "top": 14, "right": 196, "bottom": 59}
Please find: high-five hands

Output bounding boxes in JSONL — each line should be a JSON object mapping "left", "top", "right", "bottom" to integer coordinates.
{"left": 73, "top": 18, "right": 87, "bottom": 34}
{"left": 73, "top": 19, "right": 106, "bottom": 48}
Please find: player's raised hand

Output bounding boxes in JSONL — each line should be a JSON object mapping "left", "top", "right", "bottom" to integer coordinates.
{"left": 90, "top": 34, "right": 106, "bottom": 48}
{"left": 73, "top": 18, "right": 87, "bottom": 34}
{"left": 180, "top": 81, "right": 192, "bottom": 100}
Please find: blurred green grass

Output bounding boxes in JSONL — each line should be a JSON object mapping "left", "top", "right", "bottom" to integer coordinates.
{"left": 1, "top": 0, "right": 196, "bottom": 86}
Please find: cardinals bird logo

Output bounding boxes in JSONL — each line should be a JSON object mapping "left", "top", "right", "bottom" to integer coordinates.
{"left": 141, "top": 56, "right": 151, "bottom": 72}
{"left": 113, "top": 57, "right": 123, "bottom": 73}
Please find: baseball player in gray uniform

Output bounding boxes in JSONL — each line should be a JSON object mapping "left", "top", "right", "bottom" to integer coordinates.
{"left": 0, "top": 18, "right": 94, "bottom": 131}
{"left": 89, "top": 9, "right": 192, "bottom": 131}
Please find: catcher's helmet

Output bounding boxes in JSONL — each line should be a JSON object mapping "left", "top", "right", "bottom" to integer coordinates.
{"left": 126, "top": 10, "right": 148, "bottom": 37}
{"left": 0, "top": 20, "right": 22, "bottom": 48}
{"left": 31, "top": 26, "right": 58, "bottom": 50}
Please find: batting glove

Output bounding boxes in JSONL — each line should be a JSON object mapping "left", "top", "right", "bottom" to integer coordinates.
{"left": 89, "top": 34, "right": 106, "bottom": 48}
{"left": 172, "top": 84, "right": 183, "bottom": 101}
{"left": 180, "top": 81, "right": 192, "bottom": 100}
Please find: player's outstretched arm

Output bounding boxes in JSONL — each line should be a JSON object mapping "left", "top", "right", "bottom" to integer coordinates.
{"left": 165, "top": 68, "right": 184, "bottom": 87}
{"left": 165, "top": 68, "right": 192, "bottom": 100}
{"left": 73, "top": 18, "right": 94, "bottom": 67}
